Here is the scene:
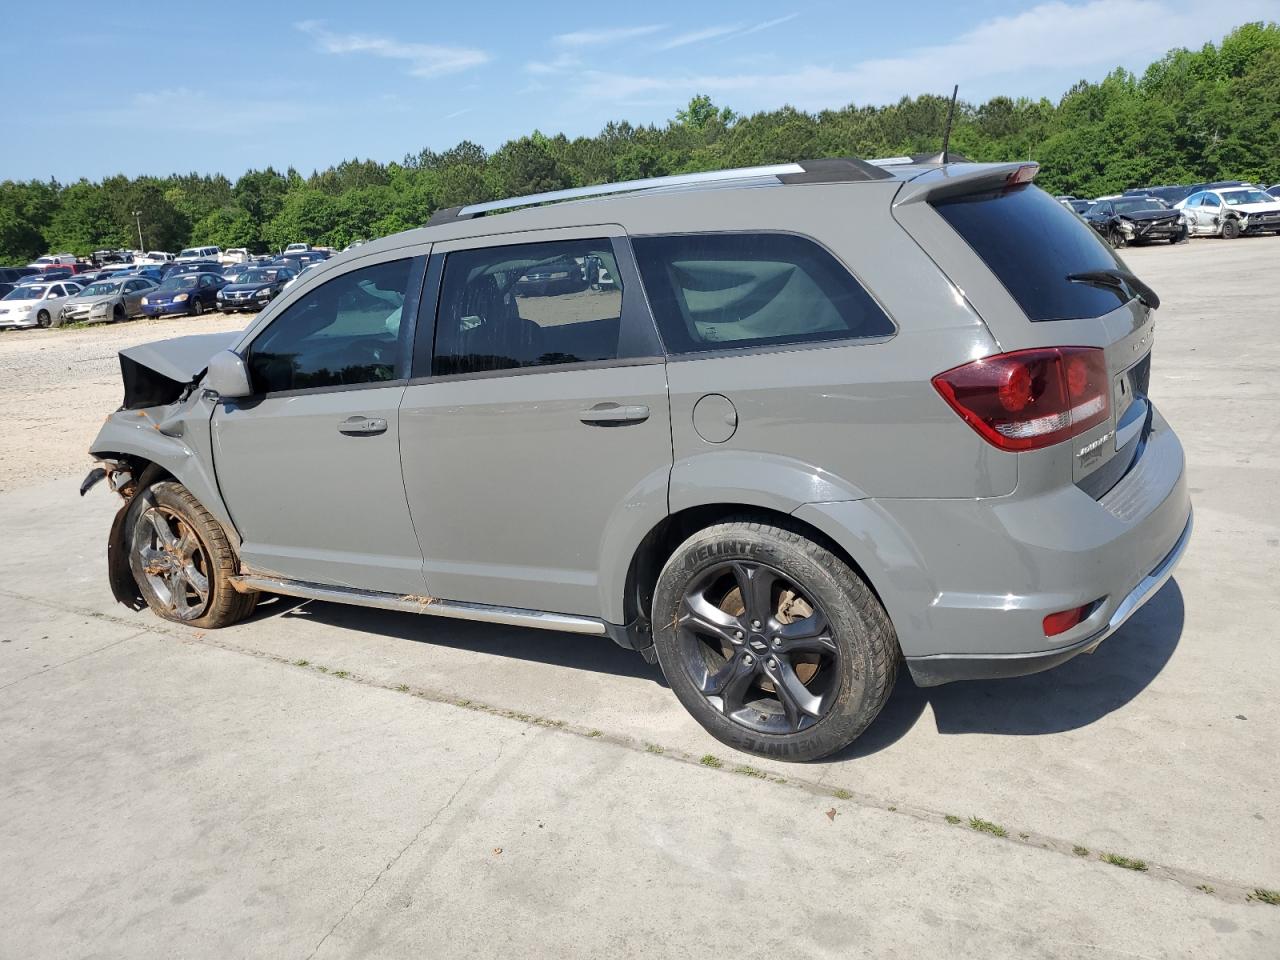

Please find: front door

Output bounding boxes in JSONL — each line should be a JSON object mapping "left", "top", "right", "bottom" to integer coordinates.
{"left": 211, "top": 252, "right": 429, "bottom": 594}
{"left": 399, "top": 229, "right": 671, "bottom": 619}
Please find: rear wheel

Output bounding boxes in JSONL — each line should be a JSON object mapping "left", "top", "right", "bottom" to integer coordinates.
{"left": 126, "top": 480, "right": 257, "bottom": 629}
{"left": 1222, "top": 218, "right": 1241, "bottom": 240}
{"left": 652, "top": 520, "right": 898, "bottom": 761}
{"left": 191, "top": 299, "right": 204, "bottom": 316}
{"left": 36, "top": 309, "right": 52, "bottom": 328}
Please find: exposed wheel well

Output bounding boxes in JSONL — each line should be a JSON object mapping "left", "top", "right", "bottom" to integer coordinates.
{"left": 622, "top": 503, "right": 886, "bottom": 633}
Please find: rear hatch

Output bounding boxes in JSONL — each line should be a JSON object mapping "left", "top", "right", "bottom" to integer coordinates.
{"left": 891, "top": 164, "right": 1156, "bottom": 496}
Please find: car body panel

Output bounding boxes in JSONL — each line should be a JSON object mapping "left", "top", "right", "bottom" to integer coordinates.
{"left": 0, "top": 282, "right": 81, "bottom": 328}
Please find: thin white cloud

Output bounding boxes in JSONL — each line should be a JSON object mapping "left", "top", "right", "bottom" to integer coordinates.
{"left": 659, "top": 24, "right": 744, "bottom": 50}
{"left": 526, "top": 52, "right": 580, "bottom": 75}
{"left": 443, "top": 107, "right": 472, "bottom": 120}
{"left": 554, "top": 24, "right": 664, "bottom": 47}
{"left": 733, "top": 14, "right": 799, "bottom": 39}
{"left": 579, "top": 0, "right": 1280, "bottom": 110}
{"left": 296, "top": 20, "right": 490, "bottom": 78}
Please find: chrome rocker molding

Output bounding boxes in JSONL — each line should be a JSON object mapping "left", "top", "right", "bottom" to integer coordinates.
{"left": 906, "top": 509, "right": 1194, "bottom": 687}
{"left": 231, "top": 574, "right": 608, "bottom": 636}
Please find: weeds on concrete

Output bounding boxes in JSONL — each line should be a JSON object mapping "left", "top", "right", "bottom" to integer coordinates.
{"left": 293, "top": 659, "right": 309, "bottom": 667}
{"left": 332, "top": 670, "right": 350, "bottom": 679}
{"left": 944, "top": 814, "right": 961, "bottom": 825}
{"left": 587, "top": 729, "right": 603, "bottom": 738}
{"left": 1197, "top": 884, "right": 1215, "bottom": 895}
{"left": 968, "top": 817, "right": 1007, "bottom": 838}
{"left": 395, "top": 684, "right": 409, "bottom": 693}
{"left": 1073, "top": 845, "right": 1090, "bottom": 857}
{"left": 1249, "top": 888, "right": 1280, "bottom": 905}
{"left": 699, "top": 754, "right": 723, "bottom": 769}
{"left": 833, "top": 788, "right": 853, "bottom": 800}
{"left": 645, "top": 743, "right": 665, "bottom": 754}
{"left": 733, "top": 765, "right": 766, "bottom": 779}
{"left": 1102, "top": 853, "right": 1148, "bottom": 872}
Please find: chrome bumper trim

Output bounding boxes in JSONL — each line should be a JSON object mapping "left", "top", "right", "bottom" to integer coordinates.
{"left": 231, "top": 573, "right": 608, "bottom": 636}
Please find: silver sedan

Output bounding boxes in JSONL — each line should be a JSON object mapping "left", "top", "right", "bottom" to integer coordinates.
{"left": 57, "top": 277, "right": 157, "bottom": 327}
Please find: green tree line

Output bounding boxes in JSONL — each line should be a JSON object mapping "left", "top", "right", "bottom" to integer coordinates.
{"left": 2, "top": 22, "right": 1277, "bottom": 264}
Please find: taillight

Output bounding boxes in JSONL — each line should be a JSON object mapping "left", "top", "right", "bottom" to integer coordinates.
{"left": 932, "top": 347, "right": 1110, "bottom": 452}
{"left": 1043, "top": 604, "right": 1091, "bottom": 637}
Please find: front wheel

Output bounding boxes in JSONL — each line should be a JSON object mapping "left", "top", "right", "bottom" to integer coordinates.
{"left": 651, "top": 520, "right": 899, "bottom": 761}
{"left": 113, "top": 303, "right": 125, "bottom": 322}
{"left": 1107, "top": 226, "right": 1126, "bottom": 249}
{"left": 36, "top": 309, "right": 52, "bottom": 328}
{"left": 191, "top": 299, "right": 204, "bottom": 316}
{"left": 126, "top": 480, "right": 257, "bottom": 628}
{"left": 1222, "top": 218, "right": 1241, "bottom": 240}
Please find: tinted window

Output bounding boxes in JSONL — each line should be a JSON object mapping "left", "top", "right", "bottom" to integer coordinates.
{"left": 633, "top": 232, "right": 892, "bottom": 354}
{"left": 1201, "top": 193, "right": 1220, "bottom": 207}
{"left": 432, "top": 239, "right": 624, "bottom": 376}
{"left": 932, "top": 184, "right": 1128, "bottom": 322}
{"left": 248, "top": 258, "right": 413, "bottom": 393}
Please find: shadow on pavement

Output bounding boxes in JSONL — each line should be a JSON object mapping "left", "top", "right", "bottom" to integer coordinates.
{"left": 257, "top": 595, "right": 666, "bottom": 684}
{"left": 831, "top": 579, "right": 1186, "bottom": 761}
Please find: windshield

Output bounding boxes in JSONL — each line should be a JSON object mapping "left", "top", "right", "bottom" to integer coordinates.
{"left": 1221, "top": 189, "right": 1273, "bottom": 205}
{"left": 178, "top": 248, "right": 202, "bottom": 258}
{"left": 4, "top": 285, "right": 46, "bottom": 300}
{"left": 80, "top": 282, "right": 121, "bottom": 297}
{"left": 240, "top": 269, "right": 282, "bottom": 283}
{"left": 34, "top": 257, "right": 54, "bottom": 264}
{"left": 1113, "top": 198, "right": 1168, "bottom": 214}
{"left": 158, "top": 276, "right": 199, "bottom": 291}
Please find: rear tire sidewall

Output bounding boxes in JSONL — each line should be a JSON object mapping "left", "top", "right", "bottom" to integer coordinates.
{"left": 651, "top": 523, "right": 895, "bottom": 762}
{"left": 37, "top": 310, "right": 51, "bottom": 328}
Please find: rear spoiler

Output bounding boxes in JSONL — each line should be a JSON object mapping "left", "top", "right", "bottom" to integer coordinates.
{"left": 893, "top": 162, "right": 1040, "bottom": 206}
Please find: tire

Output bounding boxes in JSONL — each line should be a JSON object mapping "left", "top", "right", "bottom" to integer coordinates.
{"left": 36, "top": 309, "right": 52, "bottom": 328}
{"left": 1107, "top": 227, "right": 1126, "bottom": 249}
{"left": 651, "top": 519, "right": 899, "bottom": 762}
{"left": 50, "top": 311, "right": 66, "bottom": 329}
{"left": 1222, "top": 218, "right": 1241, "bottom": 240}
{"left": 112, "top": 303, "right": 124, "bottom": 323}
{"left": 191, "top": 299, "right": 204, "bottom": 316}
{"left": 126, "top": 480, "right": 257, "bottom": 629}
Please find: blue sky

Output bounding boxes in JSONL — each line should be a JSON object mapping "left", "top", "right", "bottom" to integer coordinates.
{"left": 7, "top": 0, "right": 1276, "bottom": 183}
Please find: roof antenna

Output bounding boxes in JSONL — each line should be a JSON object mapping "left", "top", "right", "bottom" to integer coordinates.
{"left": 940, "top": 84, "right": 959, "bottom": 163}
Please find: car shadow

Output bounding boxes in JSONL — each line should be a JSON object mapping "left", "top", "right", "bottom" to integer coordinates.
{"left": 827, "top": 578, "right": 1186, "bottom": 761}
{"left": 252, "top": 594, "right": 666, "bottom": 684}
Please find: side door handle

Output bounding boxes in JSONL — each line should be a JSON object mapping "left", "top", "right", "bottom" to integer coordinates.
{"left": 579, "top": 403, "right": 650, "bottom": 426}
{"left": 338, "top": 416, "right": 388, "bottom": 436}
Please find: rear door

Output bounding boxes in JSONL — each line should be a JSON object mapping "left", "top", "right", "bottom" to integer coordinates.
{"left": 398, "top": 226, "right": 670, "bottom": 618}
{"left": 211, "top": 250, "right": 429, "bottom": 593}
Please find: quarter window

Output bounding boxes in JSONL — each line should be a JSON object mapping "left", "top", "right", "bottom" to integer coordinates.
{"left": 432, "top": 239, "right": 624, "bottom": 376}
{"left": 248, "top": 258, "right": 414, "bottom": 393}
{"left": 632, "top": 232, "right": 893, "bottom": 354}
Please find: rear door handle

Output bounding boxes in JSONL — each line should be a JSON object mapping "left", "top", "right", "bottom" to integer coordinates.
{"left": 579, "top": 403, "right": 650, "bottom": 426}
{"left": 338, "top": 416, "right": 388, "bottom": 436}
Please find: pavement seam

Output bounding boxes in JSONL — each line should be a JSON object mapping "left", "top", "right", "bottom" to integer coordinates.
{"left": 0, "top": 629, "right": 148, "bottom": 693}
{"left": 303, "top": 728, "right": 523, "bottom": 960}
{"left": 4, "top": 587, "right": 1278, "bottom": 909}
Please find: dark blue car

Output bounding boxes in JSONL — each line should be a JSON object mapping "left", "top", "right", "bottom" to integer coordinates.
{"left": 140, "top": 272, "right": 226, "bottom": 317}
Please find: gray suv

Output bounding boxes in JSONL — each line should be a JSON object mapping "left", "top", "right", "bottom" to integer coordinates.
{"left": 84, "top": 158, "right": 1191, "bottom": 761}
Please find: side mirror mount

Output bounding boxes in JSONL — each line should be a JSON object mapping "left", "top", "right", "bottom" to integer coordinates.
{"left": 205, "top": 350, "right": 253, "bottom": 399}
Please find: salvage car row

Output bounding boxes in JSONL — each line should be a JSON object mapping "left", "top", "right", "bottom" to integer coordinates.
{"left": 0, "top": 245, "right": 329, "bottom": 330}
{"left": 1060, "top": 181, "right": 1280, "bottom": 247}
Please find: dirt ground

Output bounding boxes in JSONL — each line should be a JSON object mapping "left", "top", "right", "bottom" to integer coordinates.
{"left": 0, "top": 312, "right": 246, "bottom": 492}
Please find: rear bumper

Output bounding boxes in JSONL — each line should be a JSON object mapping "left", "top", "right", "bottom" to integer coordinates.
{"left": 795, "top": 405, "right": 1191, "bottom": 684}
{"left": 905, "top": 510, "right": 1192, "bottom": 686}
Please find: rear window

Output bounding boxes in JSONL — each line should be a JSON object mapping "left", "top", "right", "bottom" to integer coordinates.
{"left": 932, "top": 184, "right": 1128, "bottom": 321}
{"left": 632, "top": 232, "right": 893, "bottom": 354}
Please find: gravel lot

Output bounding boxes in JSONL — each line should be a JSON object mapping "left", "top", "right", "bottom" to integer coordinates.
{"left": 2, "top": 238, "right": 1279, "bottom": 957}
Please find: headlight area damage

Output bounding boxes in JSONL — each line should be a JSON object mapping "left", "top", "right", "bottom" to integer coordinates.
{"left": 81, "top": 332, "right": 240, "bottom": 610}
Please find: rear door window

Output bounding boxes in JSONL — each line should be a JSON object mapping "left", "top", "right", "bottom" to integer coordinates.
{"left": 431, "top": 239, "right": 625, "bottom": 376}
{"left": 632, "top": 232, "right": 893, "bottom": 354}
{"left": 931, "top": 184, "right": 1128, "bottom": 321}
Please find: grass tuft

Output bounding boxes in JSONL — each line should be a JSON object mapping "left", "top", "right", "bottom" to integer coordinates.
{"left": 944, "top": 814, "right": 962, "bottom": 825}
{"left": 395, "top": 684, "right": 409, "bottom": 693}
{"left": 1196, "top": 884, "right": 1215, "bottom": 895}
{"left": 1249, "top": 888, "right": 1280, "bottom": 906}
{"left": 1072, "top": 845, "right": 1090, "bottom": 857}
{"left": 733, "top": 764, "right": 766, "bottom": 779}
{"left": 833, "top": 788, "right": 853, "bottom": 800}
{"left": 645, "top": 743, "right": 665, "bottom": 754}
{"left": 293, "top": 659, "right": 309, "bottom": 667}
{"left": 1102, "top": 853, "right": 1148, "bottom": 872}
{"left": 968, "top": 817, "right": 1008, "bottom": 838}
{"left": 332, "top": 670, "right": 350, "bottom": 679}
{"left": 587, "top": 729, "right": 603, "bottom": 738}
{"left": 699, "top": 754, "right": 723, "bottom": 768}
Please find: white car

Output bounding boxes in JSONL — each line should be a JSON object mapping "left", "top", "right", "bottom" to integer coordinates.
{"left": 220, "top": 248, "right": 250, "bottom": 265}
{"left": 136, "top": 251, "right": 175, "bottom": 264}
{"left": 176, "top": 245, "right": 221, "bottom": 263}
{"left": 0, "top": 281, "right": 83, "bottom": 329}
{"left": 1174, "top": 187, "right": 1280, "bottom": 238}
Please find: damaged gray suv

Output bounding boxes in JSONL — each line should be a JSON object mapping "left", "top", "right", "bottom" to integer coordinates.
{"left": 84, "top": 158, "right": 1192, "bottom": 760}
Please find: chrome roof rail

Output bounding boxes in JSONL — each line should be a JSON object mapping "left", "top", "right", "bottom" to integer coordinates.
{"left": 455, "top": 163, "right": 805, "bottom": 219}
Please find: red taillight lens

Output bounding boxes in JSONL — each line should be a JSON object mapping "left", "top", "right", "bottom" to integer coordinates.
{"left": 1043, "top": 604, "right": 1090, "bottom": 637}
{"left": 932, "top": 347, "right": 1110, "bottom": 452}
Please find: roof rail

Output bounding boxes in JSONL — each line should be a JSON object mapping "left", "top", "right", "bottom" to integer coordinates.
{"left": 426, "top": 157, "right": 893, "bottom": 225}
